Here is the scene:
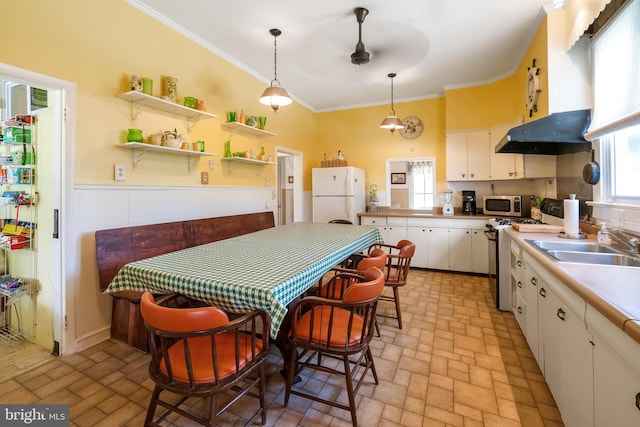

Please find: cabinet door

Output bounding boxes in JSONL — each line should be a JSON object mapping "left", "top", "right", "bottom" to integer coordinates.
{"left": 541, "top": 287, "right": 593, "bottom": 427}
{"left": 408, "top": 227, "right": 428, "bottom": 268}
{"left": 446, "top": 132, "right": 468, "bottom": 181}
{"left": 449, "top": 228, "right": 472, "bottom": 272}
{"left": 466, "top": 131, "right": 491, "bottom": 181}
{"left": 524, "top": 267, "right": 542, "bottom": 368}
{"left": 471, "top": 229, "right": 488, "bottom": 273}
{"left": 490, "top": 124, "right": 519, "bottom": 180}
{"left": 387, "top": 226, "right": 408, "bottom": 246}
{"left": 427, "top": 228, "right": 449, "bottom": 270}
{"left": 360, "top": 216, "right": 388, "bottom": 243}
{"left": 588, "top": 305, "right": 640, "bottom": 427}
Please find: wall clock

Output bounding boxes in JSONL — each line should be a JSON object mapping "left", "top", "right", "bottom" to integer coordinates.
{"left": 526, "top": 58, "right": 541, "bottom": 117}
{"left": 400, "top": 116, "right": 423, "bottom": 139}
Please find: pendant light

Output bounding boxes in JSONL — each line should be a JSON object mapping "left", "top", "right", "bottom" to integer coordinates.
{"left": 379, "top": 73, "right": 404, "bottom": 133}
{"left": 259, "top": 28, "right": 292, "bottom": 113}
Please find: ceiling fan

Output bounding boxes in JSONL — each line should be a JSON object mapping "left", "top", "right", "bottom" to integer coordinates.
{"left": 350, "top": 7, "right": 370, "bottom": 65}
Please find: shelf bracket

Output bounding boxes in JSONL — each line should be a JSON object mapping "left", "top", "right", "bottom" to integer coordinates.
{"left": 130, "top": 148, "right": 145, "bottom": 169}
{"left": 185, "top": 117, "right": 199, "bottom": 134}
{"left": 130, "top": 101, "right": 145, "bottom": 121}
{"left": 187, "top": 155, "right": 199, "bottom": 172}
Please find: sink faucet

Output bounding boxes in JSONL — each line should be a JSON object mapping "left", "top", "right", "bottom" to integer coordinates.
{"left": 602, "top": 228, "right": 640, "bottom": 254}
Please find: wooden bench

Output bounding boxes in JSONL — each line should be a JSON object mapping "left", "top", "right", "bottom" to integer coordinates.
{"left": 95, "top": 211, "right": 275, "bottom": 352}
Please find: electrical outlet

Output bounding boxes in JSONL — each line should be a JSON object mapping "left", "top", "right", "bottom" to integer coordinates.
{"left": 209, "top": 160, "right": 215, "bottom": 170}
{"left": 114, "top": 164, "right": 126, "bottom": 181}
{"left": 201, "top": 172, "right": 209, "bottom": 185}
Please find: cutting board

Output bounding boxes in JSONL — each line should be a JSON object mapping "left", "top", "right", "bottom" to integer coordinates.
{"left": 511, "top": 223, "right": 565, "bottom": 233}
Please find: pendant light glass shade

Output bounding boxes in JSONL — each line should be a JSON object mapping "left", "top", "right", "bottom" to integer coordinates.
{"left": 379, "top": 73, "right": 404, "bottom": 132}
{"left": 259, "top": 28, "right": 292, "bottom": 113}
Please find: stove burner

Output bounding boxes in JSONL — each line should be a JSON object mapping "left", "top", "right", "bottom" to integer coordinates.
{"left": 490, "top": 217, "right": 543, "bottom": 226}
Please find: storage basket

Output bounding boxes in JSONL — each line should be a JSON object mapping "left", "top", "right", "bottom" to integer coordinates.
{"left": 321, "top": 160, "right": 348, "bottom": 168}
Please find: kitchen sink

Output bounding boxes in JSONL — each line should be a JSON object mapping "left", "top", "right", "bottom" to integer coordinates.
{"left": 526, "top": 239, "right": 640, "bottom": 267}
{"left": 545, "top": 250, "right": 640, "bottom": 267}
{"left": 526, "top": 240, "right": 618, "bottom": 253}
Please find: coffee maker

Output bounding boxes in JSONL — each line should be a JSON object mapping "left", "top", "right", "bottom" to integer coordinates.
{"left": 462, "top": 190, "right": 476, "bottom": 215}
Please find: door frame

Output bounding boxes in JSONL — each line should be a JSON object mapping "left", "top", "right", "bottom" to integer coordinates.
{"left": 275, "top": 146, "right": 303, "bottom": 224}
{"left": 0, "top": 62, "right": 73, "bottom": 355}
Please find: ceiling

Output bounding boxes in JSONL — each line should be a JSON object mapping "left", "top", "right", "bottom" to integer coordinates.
{"left": 129, "top": 0, "right": 557, "bottom": 113}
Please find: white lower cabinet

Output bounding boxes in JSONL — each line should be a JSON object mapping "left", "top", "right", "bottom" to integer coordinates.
{"left": 540, "top": 280, "right": 593, "bottom": 427}
{"left": 449, "top": 228, "right": 472, "bottom": 272}
{"left": 471, "top": 229, "right": 489, "bottom": 273}
{"left": 587, "top": 305, "right": 640, "bottom": 427}
{"left": 426, "top": 227, "right": 450, "bottom": 270}
{"left": 360, "top": 216, "right": 388, "bottom": 242}
{"left": 407, "top": 226, "right": 428, "bottom": 268}
{"left": 362, "top": 216, "right": 488, "bottom": 273}
{"left": 514, "top": 241, "right": 640, "bottom": 427}
{"left": 386, "top": 217, "right": 408, "bottom": 246}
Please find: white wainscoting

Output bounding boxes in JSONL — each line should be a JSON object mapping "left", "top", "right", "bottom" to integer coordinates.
{"left": 67, "top": 184, "right": 277, "bottom": 352}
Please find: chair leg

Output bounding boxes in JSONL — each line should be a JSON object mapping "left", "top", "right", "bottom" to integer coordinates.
{"left": 209, "top": 394, "right": 216, "bottom": 427}
{"left": 284, "top": 347, "right": 298, "bottom": 406}
{"left": 259, "top": 364, "right": 267, "bottom": 425}
{"left": 342, "top": 354, "right": 359, "bottom": 427}
{"left": 367, "top": 347, "right": 379, "bottom": 384}
{"left": 392, "top": 286, "right": 403, "bottom": 329}
{"left": 144, "top": 386, "right": 161, "bottom": 426}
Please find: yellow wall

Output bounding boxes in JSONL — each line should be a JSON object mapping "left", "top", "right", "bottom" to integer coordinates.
{"left": 4, "top": 0, "right": 317, "bottom": 189}
{"left": 445, "top": 19, "right": 549, "bottom": 130}
{"left": 4, "top": 0, "right": 550, "bottom": 193}
{"left": 316, "top": 97, "right": 446, "bottom": 191}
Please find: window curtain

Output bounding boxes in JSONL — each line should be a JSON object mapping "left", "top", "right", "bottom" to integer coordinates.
{"left": 407, "top": 160, "right": 432, "bottom": 175}
{"left": 584, "top": 0, "right": 640, "bottom": 140}
{"left": 565, "top": 0, "right": 612, "bottom": 51}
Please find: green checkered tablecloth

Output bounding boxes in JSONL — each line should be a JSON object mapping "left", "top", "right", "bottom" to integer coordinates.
{"left": 105, "top": 222, "right": 382, "bottom": 338}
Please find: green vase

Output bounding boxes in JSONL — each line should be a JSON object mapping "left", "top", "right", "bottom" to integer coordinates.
{"left": 127, "top": 128, "right": 143, "bottom": 143}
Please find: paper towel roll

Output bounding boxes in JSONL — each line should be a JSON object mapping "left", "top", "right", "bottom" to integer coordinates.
{"left": 564, "top": 195, "right": 579, "bottom": 236}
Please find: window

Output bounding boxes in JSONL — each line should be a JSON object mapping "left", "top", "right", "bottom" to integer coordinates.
{"left": 408, "top": 161, "right": 434, "bottom": 209}
{"left": 386, "top": 158, "right": 436, "bottom": 209}
{"left": 586, "top": 0, "right": 640, "bottom": 205}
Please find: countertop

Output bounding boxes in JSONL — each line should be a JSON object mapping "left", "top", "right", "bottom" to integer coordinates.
{"left": 359, "top": 208, "right": 492, "bottom": 220}
{"left": 506, "top": 228, "right": 640, "bottom": 345}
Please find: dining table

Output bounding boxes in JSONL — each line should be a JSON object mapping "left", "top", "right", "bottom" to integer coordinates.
{"left": 104, "top": 222, "right": 383, "bottom": 339}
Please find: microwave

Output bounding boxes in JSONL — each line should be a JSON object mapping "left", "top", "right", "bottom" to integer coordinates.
{"left": 483, "top": 195, "right": 533, "bottom": 217}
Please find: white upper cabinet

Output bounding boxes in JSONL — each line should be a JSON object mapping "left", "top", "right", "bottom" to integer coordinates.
{"left": 446, "top": 131, "right": 491, "bottom": 181}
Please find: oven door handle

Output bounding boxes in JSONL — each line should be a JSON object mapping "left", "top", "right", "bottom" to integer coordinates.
{"left": 484, "top": 230, "right": 497, "bottom": 241}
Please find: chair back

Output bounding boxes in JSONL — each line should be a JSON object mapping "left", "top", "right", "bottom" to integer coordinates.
{"left": 317, "top": 250, "right": 386, "bottom": 299}
{"left": 386, "top": 241, "right": 415, "bottom": 286}
{"left": 356, "top": 248, "right": 387, "bottom": 271}
{"left": 140, "top": 292, "right": 269, "bottom": 390}
{"left": 291, "top": 267, "right": 384, "bottom": 351}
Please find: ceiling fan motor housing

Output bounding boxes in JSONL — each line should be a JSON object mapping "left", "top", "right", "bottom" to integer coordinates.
{"left": 351, "top": 7, "right": 370, "bottom": 65}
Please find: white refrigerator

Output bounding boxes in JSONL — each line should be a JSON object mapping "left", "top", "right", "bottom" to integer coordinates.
{"left": 312, "top": 166, "right": 365, "bottom": 224}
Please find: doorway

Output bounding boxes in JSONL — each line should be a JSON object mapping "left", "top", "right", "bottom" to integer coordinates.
{"left": 276, "top": 146, "right": 303, "bottom": 225}
{"left": 0, "top": 63, "right": 69, "bottom": 356}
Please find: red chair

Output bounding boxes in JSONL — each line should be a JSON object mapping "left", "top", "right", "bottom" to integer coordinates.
{"left": 368, "top": 239, "right": 415, "bottom": 329}
{"left": 284, "top": 267, "right": 385, "bottom": 427}
{"left": 317, "top": 248, "right": 388, "bottom": 299}
{"left": 140, "top": 292, "right": 270, "bottom": 427}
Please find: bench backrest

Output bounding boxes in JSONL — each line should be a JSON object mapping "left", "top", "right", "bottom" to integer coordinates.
{"left": 95, "top": 211, "right": 275, "bottom": 291}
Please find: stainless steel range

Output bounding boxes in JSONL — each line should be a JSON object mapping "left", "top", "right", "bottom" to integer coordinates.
{"left": 485, "top": 217, "right": 541, "bottom": 311}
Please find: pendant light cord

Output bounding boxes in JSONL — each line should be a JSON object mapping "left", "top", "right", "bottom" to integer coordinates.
{"left": 272, "top": 31, "right": 279, "bottom": 86}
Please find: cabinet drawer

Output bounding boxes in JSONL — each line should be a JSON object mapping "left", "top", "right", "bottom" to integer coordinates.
{"left": 361, "top": 216, "right": 387, "bottom": 226}
{"left": 387, "top": 217, "right": 407, "bottom": 226}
